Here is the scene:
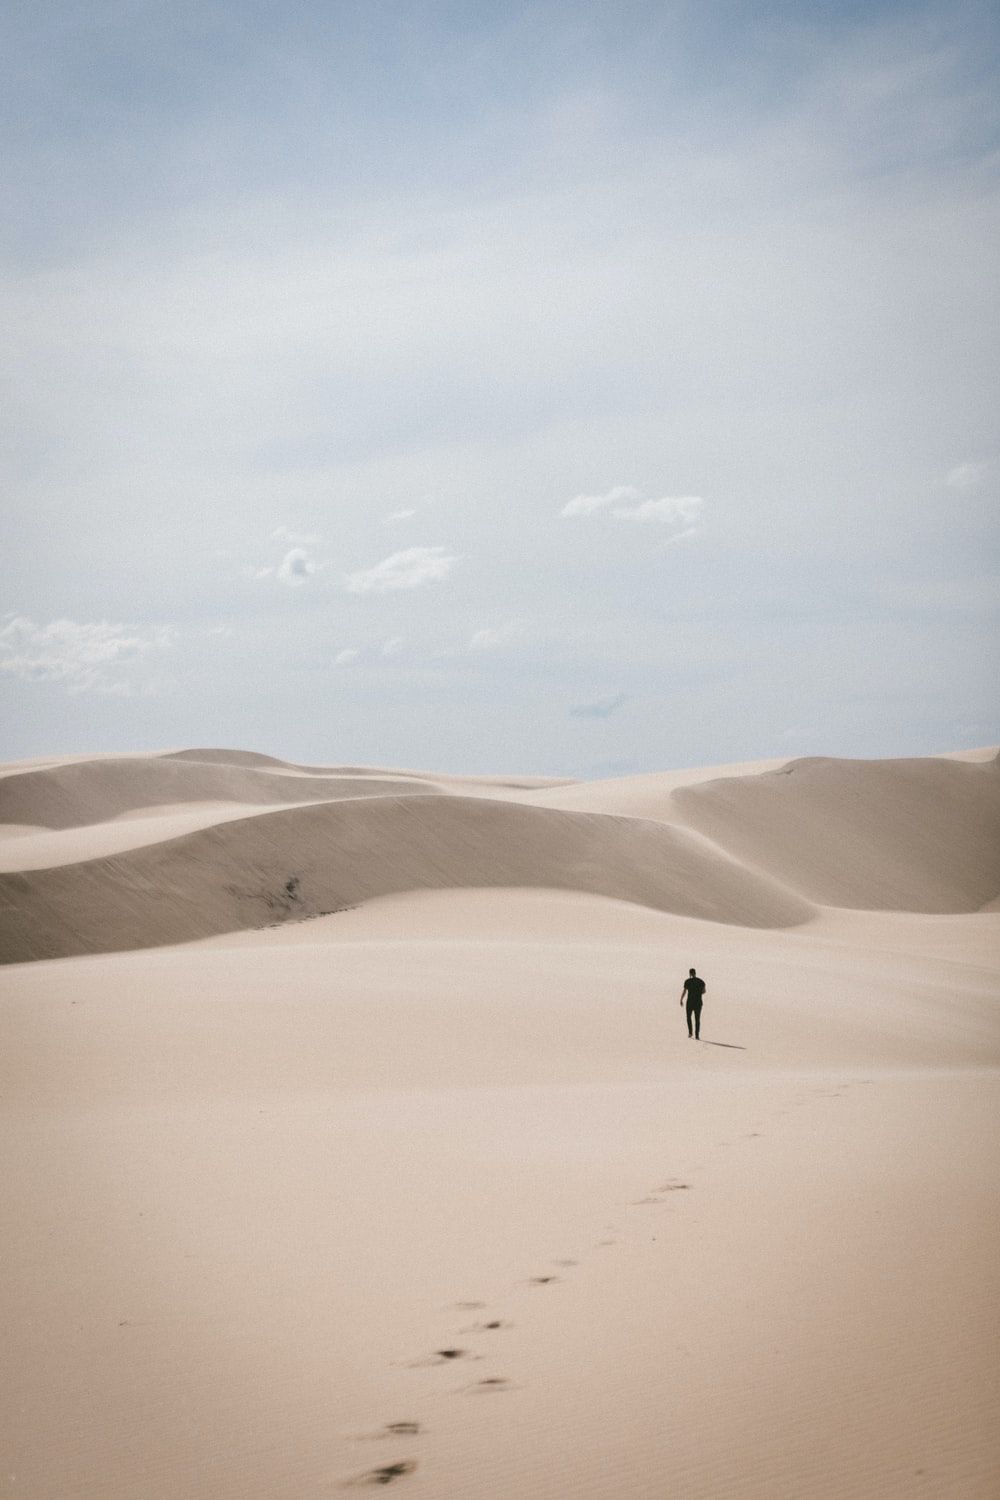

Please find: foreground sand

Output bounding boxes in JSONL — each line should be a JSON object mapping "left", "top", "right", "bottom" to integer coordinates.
{"left": 1, "top": 749, "right": 998, "bottom": 1498}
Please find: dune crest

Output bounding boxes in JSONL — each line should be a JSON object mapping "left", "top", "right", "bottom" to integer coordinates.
{"left": 0, "top": 756, "right": 447, "bottom": 831}
{"left": 672, "top": 753, "right": 1000, "bottom": 912}
{"left": 161, "top": 747, "right": 572, "bottom": 790}
{"left": 0, "top": 793, "right": 814, "bottom": 964}
{"left": 3, "top": 746, "right": 998, "bottom": 964}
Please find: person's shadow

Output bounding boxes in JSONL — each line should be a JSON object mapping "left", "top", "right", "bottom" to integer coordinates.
{"left": 701, "top": 1040, "right": 746, "bottom": 1050}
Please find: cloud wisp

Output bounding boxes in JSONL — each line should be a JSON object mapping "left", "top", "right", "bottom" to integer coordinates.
{"left": 560, "top": 485, "right": 641, "bottom": 517}
{"left": 561, "top": 487, "right": 704, "bottom": 536}
{"left": 945, "top": 462, "right": 988, "bottom": 491}
{"left": 0, "top": 616, "right": 174, "bottom": 696}
{"left": 467, "top": 621, "right": 522, "bottom": 652}
{"left": 345, "top": 547, "right": 459, "bottom": 594}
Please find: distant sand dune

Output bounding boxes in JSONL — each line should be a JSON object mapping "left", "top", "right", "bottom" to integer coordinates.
{"left": 3, "top": 747, "right": 998, "bottom": 963}
{"left": 0, "top": 794, "right": 814, "bottom": 963}
{"left": 673, "top": 753, "right": 1000, "bottom": 912}
{"left": 517, "top": 756, "right": 790, "bottom": 822}
{"left": 0, "top": 749, "right": 574, "bottom": 836}
{"left": 0, "top": 756, "right": 448, "bottom": 831}
{"left": 162, "top": 747, "right": 572, "bottom": 790}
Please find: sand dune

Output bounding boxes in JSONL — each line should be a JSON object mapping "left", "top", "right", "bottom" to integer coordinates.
{"left": 0, "top": 793, "right": 814, "bottom": 963}
{"left": 517, "top": 755, "right": 789, "bottom": 821}
{"left": 162, "top": 746, "right": 572, "bottom": 791}
{"left": 0, "top": 801, "right": 316, "bottom": 873}
{"left": 3, "top": 747, "right": 999, "bottom": 961}
{"left": 523, "top": 752, "right": 1000, "bottom": 914}
{"left": 0, "top": 754, "right": 458, "bottom": 831}
{"left": 2, "top": 744, "right": 998, "bottom": 1498}
{"left": 673, "top": 752, "right": 1000, "bottom": 912}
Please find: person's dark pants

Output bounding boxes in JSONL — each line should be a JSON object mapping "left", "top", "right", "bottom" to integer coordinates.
{"left": 686, "top": 999, "right": 702, "bottom": 1039}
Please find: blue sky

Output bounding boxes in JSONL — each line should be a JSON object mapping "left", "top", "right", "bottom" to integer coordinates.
{"left": 2, "top": 0, "right": 998, "bottom": 773}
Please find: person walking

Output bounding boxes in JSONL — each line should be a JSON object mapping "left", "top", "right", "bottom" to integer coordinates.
{"left": 680, "top": 968, "right": 706, "bottom": 1039}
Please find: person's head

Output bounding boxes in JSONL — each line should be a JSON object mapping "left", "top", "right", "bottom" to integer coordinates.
{"left": 689, "top": 968, "right": 696, "bottom": 976}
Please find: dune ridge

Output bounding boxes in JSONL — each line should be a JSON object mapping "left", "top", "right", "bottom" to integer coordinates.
{"left": 2, "top": 747, "right": 999, "bottom": 962}
{"left": 0, "top": 755, "right": 448, "bottom": 831}
{"left": 0, "top": 749, "right": 574, "bottom": 835}
{"left": 673, "top": 752, "right": 1000, "bottom": 912}
{"left": 0, "top": 794, "right": 815, "bottom": 964}
{"left": 162, "top": 746, "right": 572, "bottom": 790}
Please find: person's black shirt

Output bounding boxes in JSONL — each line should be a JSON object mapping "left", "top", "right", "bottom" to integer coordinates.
{"left": 683, "top": 975, "right": 706, "bottom": 1001}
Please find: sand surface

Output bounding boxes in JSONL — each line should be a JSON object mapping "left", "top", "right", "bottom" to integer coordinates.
{"left": 1, "top": 747, "right": 998, "bottom": 1498}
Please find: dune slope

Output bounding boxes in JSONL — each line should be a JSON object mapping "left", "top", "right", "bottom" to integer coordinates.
{"left": 0, "top": 755, "right": 448, "bottom": 830}
{"left": 0, "top": 794, "right": 814, "bottom": 963}
{"left": 673, "top": 753, "right": 1000, "bottom": 912}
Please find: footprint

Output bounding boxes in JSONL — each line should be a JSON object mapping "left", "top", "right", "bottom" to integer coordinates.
{"left": 356, "top": 1421, "right": 422, "bottom": 1441}
{"left": 452, "top": 1300, "right": 486, "bottom": 1310}
{"left": 634, "top": 1181, "right": 690, "bottom": 1205}
{"left": 341, "top": 1459, "right": 417, "bottom": 1487}
{"left": 463, "top": 1376, "right": 518, "bottom": 1394}
{"left": 406, "top": 1348, "right": 474, "bottom": 1367}
{"left": 527, "top": 1275, "right": 559, "bottom": 1285}
{"left": 461, "top": 1319, "right": 510, "bottom": 1333}
{"left": 553, "top": 1258, "right": 578, "bottom": 1267}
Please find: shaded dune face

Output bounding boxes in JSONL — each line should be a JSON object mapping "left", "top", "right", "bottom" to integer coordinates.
{"left": 0, "top": 795, "right": 814, "bottom": 963}
{"left": 673, "top": 753, "right": 1000, "bottom": 913}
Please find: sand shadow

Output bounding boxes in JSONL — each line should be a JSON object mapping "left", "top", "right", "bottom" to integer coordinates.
{"left": 701, "top": 1040, "right": 746, "bottom": 1050}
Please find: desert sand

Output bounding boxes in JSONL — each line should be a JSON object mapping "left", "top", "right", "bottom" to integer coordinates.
{"left": 1, "top": 746, "right": 998, "bottom": 1499}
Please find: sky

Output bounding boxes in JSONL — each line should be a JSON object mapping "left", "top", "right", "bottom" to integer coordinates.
{"left": 2, "top": 0, "right": 998, "bottom": 775}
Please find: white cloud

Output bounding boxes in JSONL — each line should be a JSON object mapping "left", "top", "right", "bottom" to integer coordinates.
{"left": 560, "top": 485, "right": 640, "bottom": 517}
{"left": 0, "top": 615, "right": 174, "bottom": 695}
{"left": 277, "top": 547, "right": 315, "bottom": 585}
{"left": 334, "top": 647, "right": 360, "bottom": 665}
{"left": 945, "top": 462, "right": 988, "bottom": 491}
{"left": 381, "top": 635, "right": 405, "bottom": 655}
{"left": 383, "top": 508, "right": 417, "bottom": 523}
{"left": 560, "top": 487, "right": 704, "bottom": 535}
{"left": 612, "top": 495, "right": 703, "bottom": 527}
{"left": 467, "top": 621, "right": 522, "bottom": 651}
{"left": 344, "top": 546, "right": 459, "bottom": 594}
